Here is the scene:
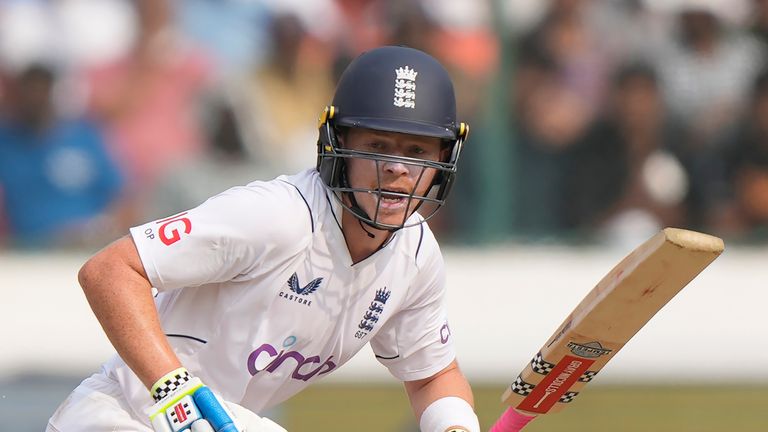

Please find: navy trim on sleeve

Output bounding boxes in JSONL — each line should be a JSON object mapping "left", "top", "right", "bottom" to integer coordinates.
{"left": 375, "top": 354, "right": 400, "bottom": 360}
{"left": 166, "top": 334, "right": 208, "bottom": 344}
{"left": 414, "top": 223, "right": 424, "bottom": 264}
{"left": 325, "top": 192, "right": 343, "bottom": 232}
{"left": 279, "top": 180, "right": 315, "bottom": 233}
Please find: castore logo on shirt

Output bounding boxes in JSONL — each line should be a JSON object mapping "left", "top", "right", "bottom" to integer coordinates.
{"left": 278, "top": 272, "right": 322, "bottom": 307}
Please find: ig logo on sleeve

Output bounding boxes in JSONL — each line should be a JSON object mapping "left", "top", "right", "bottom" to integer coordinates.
{"left": 144, "top": 212, "right": 193, "bottom": 246}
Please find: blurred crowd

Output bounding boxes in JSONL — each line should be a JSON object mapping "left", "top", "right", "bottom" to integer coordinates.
{"left": 492, "top": 0, "right": 768, "bottom": 247}
{"left": 1, "top": 0, "right": 768, "bottom": 250}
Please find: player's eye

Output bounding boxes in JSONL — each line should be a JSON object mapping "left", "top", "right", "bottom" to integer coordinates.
{"left": 411, "top": 144, "right": 441, "bottom": 160}
{"left": 368, "top": 141, "right": 386, "bottom": 152}
{"left": 409, "top": 146, "right": 426, "bottom": 156}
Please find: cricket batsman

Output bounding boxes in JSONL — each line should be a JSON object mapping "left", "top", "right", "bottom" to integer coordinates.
{"left": 47, "top": 45, "right": 479, "bottom": 432}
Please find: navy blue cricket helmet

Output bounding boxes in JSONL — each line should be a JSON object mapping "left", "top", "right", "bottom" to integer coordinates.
{"left": 317, "top": 45, "right": 469, "bottom": 230}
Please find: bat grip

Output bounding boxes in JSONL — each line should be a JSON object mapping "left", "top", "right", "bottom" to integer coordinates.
{"left": 489, "top": 408, "right": 536, "bottom": 432}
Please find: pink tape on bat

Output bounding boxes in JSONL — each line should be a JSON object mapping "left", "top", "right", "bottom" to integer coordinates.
{"left": 489, "top": 408, "right": 536, "bottom": 432}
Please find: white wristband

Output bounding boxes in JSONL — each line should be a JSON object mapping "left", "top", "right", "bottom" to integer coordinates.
{"left": 419, "top": 396, "right": 480, "bottom": 432}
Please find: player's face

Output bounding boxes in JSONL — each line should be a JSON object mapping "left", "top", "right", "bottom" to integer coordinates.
{"left": 341, "top": 128, "right": 446, "bottom": 227}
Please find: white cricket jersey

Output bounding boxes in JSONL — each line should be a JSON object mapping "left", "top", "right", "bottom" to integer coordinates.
{"left": 102, "top": 169, "right": 456, "bottom": 422}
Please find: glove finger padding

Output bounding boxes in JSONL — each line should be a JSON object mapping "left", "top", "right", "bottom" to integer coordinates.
{"left": 224, "top": 402, "right": 287, "bottom": 432}
{"left": 190, "top": 420, "right": 215, "bottom": 432}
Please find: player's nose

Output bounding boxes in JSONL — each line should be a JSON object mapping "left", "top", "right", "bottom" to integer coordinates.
{"left": 381, "top": 160, "right": 409, "bottom": 177}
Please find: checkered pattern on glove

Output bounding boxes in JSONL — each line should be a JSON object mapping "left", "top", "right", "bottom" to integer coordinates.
{"left": 151, "top": 368, "right": 192, "bottom": 402}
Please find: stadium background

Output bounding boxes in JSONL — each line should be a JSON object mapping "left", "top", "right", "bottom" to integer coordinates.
{"left": 1, "top": 0, "right": 767, "bottom": 430}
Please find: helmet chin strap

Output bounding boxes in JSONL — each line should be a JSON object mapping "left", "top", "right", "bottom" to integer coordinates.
{"left": 358, "top": 218, "right": 377, "bottom": 239}
{"left": 346, "top": 192, "right": 384, "bottom": 238}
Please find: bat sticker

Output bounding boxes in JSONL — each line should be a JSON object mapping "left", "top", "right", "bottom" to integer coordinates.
{"left": 567, "top": 341, "right": 612, "bottom": 358}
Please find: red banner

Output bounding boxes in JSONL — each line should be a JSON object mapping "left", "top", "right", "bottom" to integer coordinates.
{"left": 516, "top": 355, "right": 594, "bottom": 414}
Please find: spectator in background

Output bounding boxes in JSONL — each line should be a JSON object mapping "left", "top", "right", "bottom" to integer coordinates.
{"left": 0, "top": 68, "right": 8, "bottom": 116}
{"left": 655, "top": 3, "right": 765, "bottom": 232}
{"left": 508, "top": 47, "right": 592, "bottom": 237}
{"left": 84, "top": 0, "right": 213, "bottom": 222}
{"left": 0, "top": 64, "right": 124, "bottom": 248}
{"left": 0, "top": 69, "right": 6, "bottom": 239}
{"left": 749, "top": 0, "right": 768, "bottom": 48}
{"left": 710, "top": 68, "right": 768, "bottom": 241}
{"left": 146, "top": 92, "right": 263, "bottom": 220}
{"left": 389, "top": 0, "right": 436, "bottom": 53}
{"left": 564, "top": 63, "right": 689, "bottom": 246}
{"left": 504, "top": 0, "right": 614, "bottom": 239}
{"left": 236, "top": 12, "right": 334, "bottom": 176}
{"left": 326, "top": 0, "right": 392, "bottom": 78}
{"left": 657, "top": 3, "right": 764, "bottom": 143}
{"left": 175, "top": 0, "right": 272, "bottom": 78}
{"left": 584, "top": 0, "right": 674, "bottom": 67}
{"left": 521, "top": 0, "right": 612, "bottom": 126}
{"left": 417, "top": 0, "right": 497, "bottom": 126}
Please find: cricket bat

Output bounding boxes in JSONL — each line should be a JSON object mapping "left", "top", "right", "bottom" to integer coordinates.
{"left": 492, "top": 228, "right": 724, "bottom": 430}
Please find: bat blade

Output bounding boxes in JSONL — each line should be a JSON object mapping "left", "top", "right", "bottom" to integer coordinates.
{"left": 501, "top": 228, "right": 724, "bottom": 415}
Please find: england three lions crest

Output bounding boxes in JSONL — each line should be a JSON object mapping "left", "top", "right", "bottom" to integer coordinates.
{"left": 355, "top": 287, "right": 391, "bottom": 339}
{"left": 394, "top": 66, "right": 417, "bottom": 109}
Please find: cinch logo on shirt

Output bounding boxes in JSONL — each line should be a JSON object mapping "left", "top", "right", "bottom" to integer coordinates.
{"left": 440, "top": 321, "right": 451, "bottom": 344}
{"left": 246, "top": 343, "right": 336, "bottom": 381}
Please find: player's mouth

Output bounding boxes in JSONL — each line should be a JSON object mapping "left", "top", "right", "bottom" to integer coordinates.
{"left": 375, "top": 188, "right": 411, "bottom": 210}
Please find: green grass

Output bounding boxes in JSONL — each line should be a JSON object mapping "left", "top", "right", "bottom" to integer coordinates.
{"left": 280, "top": 383, "right": 768, "bottom": 431}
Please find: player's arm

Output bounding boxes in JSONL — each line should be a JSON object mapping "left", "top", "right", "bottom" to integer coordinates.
{"left": 404, "top": 359, "right": 479, "bottom": 432}
{"left": 81, "top": 235, "right": 286, "bottom": 432}
{"left": 78, "top": 235, "right": 181, "bottom": 389}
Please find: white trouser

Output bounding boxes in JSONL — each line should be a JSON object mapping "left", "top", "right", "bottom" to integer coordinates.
{"left": 47, "top": 372, "right": 151, "bottom": 432}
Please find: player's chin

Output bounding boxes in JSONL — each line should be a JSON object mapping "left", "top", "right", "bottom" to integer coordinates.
{"left": 373, "top": 213, "right": 409, "bottom": 228}
{"left": 368, "top": 199, "right": 421, "bottom": 226}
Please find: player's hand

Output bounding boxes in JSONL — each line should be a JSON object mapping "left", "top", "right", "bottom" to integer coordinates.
{"left": 145, "top": 368, "right": 286, "bottom": 432}
{"left": 224, "top": 401, "right": 286, "bottom": 432}
{"left": 172, "top": 401, "right": 286, "bottom": 432}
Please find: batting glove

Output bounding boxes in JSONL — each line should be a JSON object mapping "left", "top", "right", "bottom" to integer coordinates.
{"left": 146, "top": 368, "right": 286, "bottom": 432}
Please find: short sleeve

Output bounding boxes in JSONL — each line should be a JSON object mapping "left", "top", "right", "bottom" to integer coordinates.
{"left": 129, "top": 181, "right": 311, "bottom": 291}
{"left": 369, "top": 237, "right": 456, "bottom": 382}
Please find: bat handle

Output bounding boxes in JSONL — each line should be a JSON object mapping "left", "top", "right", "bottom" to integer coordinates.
{"left": 489, "top": 408, "right": 536, "bottom": 432}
